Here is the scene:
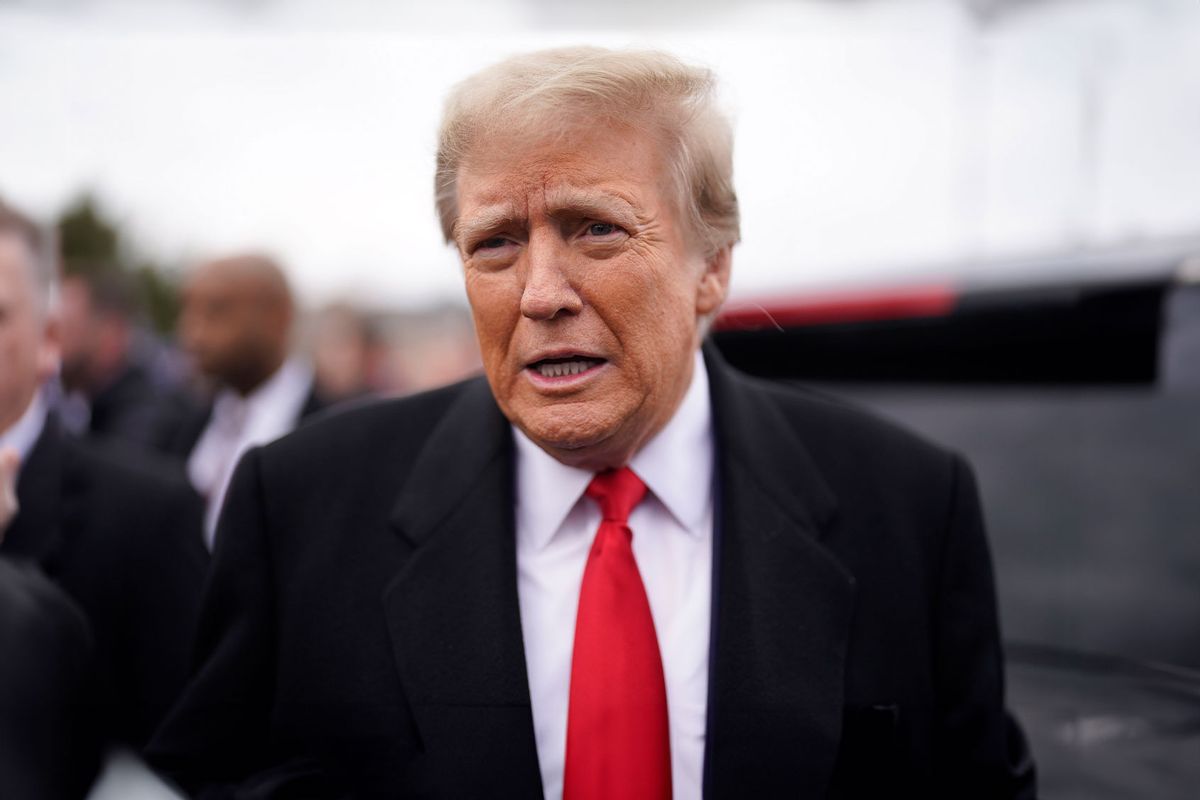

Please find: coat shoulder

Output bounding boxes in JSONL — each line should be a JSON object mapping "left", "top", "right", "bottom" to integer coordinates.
{"left": 65, "top": 434, "right": 198, "bottom": 509}
{"left": 254, "top": 377, "right": 489, "bottom": 484}
{"left": 726, "top": 368, "right": 960, "bottom": 487}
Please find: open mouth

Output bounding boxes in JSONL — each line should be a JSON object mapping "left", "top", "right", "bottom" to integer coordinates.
{"left": 527, "top": 355, "right": 606, "bottom": 379}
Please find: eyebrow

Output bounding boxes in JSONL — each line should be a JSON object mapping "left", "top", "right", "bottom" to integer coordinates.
{"left": 454, "top": 188, "right": 641, "bottom": 248}
{"left": 542, "top": 187, "right": 639, "bottom": 226}
{"left": 453, "top": 206, "right": 518, "bottom": 249}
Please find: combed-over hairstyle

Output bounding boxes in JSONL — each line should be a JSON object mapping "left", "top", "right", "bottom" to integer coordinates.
{"left": 0, "top": 196, "right": 55, "bottom": 310}
{"left": 435, "top": 46, "right": 740, "bottom": 256}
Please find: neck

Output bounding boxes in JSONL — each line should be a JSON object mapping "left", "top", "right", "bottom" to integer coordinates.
{"left": 228, "top": 354, "right": 286, "bottom": 397}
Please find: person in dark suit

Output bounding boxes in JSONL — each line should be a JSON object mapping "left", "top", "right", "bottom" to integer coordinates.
{"left": 150, "top": 48, "right": 1035, "bottom": 798}
{"left": 0, "top": 198, "right": 209, "bottom": 762}
{"left": 0, "top": 558, "right": 98, "bottom": 800}
{"left": 5, "top": 416, "right": 210, "bottom": 749}
{"left": 170, "top": 253, "right": 327, "bottom": 546}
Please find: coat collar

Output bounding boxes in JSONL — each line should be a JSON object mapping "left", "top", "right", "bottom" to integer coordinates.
{"left": 701, "top": 342, "right": 856, "bottom": 798}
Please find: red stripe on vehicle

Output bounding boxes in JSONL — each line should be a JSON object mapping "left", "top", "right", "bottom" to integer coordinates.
{"left": 714, "top": 285, "right": 959, "bottom": 331}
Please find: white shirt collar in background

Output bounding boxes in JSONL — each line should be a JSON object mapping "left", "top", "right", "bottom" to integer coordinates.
{"left": 189, "top": 358, "right": 313, "bottom": 547}
{"left": 210, "top": 357, "right": 312, "bottom": 444}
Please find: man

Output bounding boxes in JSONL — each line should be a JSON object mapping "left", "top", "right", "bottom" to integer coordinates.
{"left": 172, "top": 254, "right": 325, "bottom": 545}
{"left": 57, "top": 269, "right": 190, "bottom": 450}
{"left": 150, "top": 48, "right": 1035, "bottom": 797}
{"left": 0, "top": 198, "right": 208, "bottom": 759}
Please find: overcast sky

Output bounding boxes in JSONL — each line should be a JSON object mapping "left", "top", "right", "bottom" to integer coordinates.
{"left": 1, "top": 0, "right": 1198, "bottom": 309}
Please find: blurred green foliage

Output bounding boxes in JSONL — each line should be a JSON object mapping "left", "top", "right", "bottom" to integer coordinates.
{"left": 57, "top": 195, "right": 119, "bottom": 266}
{"left": 57, "top": 193, "right": 183, "bottom": 335}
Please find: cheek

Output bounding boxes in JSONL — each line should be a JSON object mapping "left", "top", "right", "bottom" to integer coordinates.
{"left": 465, "top": 272, "right": 521, "bottom": 365}
{"left": 605, "top": 261, "right": 698, "bottom": 354}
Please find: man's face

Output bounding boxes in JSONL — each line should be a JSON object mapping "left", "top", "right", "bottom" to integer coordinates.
{"left": 455, "top": 121, "right": 729, "bottom": 470}
{"left": 0, "top": 234, "right": 58, "bottom": 432}
{"left": 178, "top": 269, "right": 271, "bottom": 390}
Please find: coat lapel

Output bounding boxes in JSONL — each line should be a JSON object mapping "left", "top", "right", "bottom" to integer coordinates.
{"left": 383, "top": 378, "right": 543, "bottom": 796}
{"left": 702, "top": 346, "right": 857, "bottom": 798}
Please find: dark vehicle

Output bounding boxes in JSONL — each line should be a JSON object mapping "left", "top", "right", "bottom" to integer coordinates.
{"left": 1008, "top": 644, "right": 1200, "bottom": 799}
{"left": 713, "top": 240, "right": 1200, "bottom": 798}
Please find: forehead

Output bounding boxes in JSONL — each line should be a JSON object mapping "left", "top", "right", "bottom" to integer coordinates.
{"left": 455, "top": 122, "right": 671, "bottom": 227}
{"left": 184, "top": 263, "right": 243, "bottom": 297}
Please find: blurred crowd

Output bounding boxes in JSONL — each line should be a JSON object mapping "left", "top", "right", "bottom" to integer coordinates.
{"left": 0, "top": 195, "right": 477, "bottom": 798}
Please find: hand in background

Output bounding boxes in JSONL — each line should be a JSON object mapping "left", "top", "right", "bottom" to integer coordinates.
{"left": 0, "top": 446, "right": 19, "bottom": 538}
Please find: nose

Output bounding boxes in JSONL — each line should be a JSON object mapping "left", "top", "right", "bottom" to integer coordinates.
{"left": 519, "top": 234, "right": 583, "bottom": 321}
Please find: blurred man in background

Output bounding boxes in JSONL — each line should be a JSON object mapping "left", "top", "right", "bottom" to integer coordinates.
{"left": 309, "top": 301, "right": 385, "bottom": 406}
{"left": 0, "top": 197, "right": 208, "bottom": 774}
{"left": 57, "top": 270, "right": 189, "bottom": 450}
{"left": 174, "top": 253, "right": 326, "bottom": 546}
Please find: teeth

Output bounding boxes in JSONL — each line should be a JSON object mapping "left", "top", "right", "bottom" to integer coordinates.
{"left": 536, "top": 360, "right": 595, "bottom": 378}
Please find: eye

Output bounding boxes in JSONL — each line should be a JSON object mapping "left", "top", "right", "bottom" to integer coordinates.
{"left": 474, "top": 236, "right": 510, "bottom": 253}
{"left": 585, "top": 222, "right": 619, "bottom": 237}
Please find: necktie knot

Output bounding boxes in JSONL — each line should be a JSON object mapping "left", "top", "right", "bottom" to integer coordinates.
{"left": 585, "top": 467, "right": 647, "bottom": 524}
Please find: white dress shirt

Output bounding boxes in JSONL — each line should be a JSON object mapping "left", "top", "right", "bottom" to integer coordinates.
{"left": 0, "top": 390, "right": 49, "bottom": 471}
{"left": 188, "top": 358, "right": 313, "bottom": 547}
{"left": 515, "top": 350, "right": 714, "bottom": 800}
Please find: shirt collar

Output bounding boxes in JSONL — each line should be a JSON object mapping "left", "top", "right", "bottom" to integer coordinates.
{"left": 0, "top": 390, "right": 48, "bottom": 469}
{"left": 514, "top": 429, "right": 593, "bottom": 553}
{"left": 514, "top": 349, "right": 713, "bottom": 551}
{"left": 213, "top": 358, "right": 311, "bottom": 431}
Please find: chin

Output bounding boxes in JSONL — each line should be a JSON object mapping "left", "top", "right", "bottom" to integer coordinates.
{"left": 517, "top": 405, "right": 643, "bottom": 470}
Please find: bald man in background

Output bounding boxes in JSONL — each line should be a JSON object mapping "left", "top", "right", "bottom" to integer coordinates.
{"left": 172, "top": 254, "right": 326, "bottom": 545}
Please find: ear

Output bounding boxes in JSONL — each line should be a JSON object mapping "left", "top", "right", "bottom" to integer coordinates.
{"left": 37, "top": 312, "right": 62, "bottom": 384}
{"left": 695, "top": 245, "right": 732, "bottom": 317}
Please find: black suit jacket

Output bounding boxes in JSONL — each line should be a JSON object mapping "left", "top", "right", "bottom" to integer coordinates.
{"left": 86, "top": 363, "right": 195, "bottom": 453}
{"left": 150, "top": 350, "right": 1035, "bottom": 798}
{"left": 0, "top": 558, "right": 97, "bottom": 800}
{"left": 2, "top": 415, "right": 210, "bottom": 751}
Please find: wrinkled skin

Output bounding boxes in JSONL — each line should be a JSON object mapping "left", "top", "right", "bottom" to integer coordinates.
{"left": 454, "top": 122, "right": 730, "bottom": 470}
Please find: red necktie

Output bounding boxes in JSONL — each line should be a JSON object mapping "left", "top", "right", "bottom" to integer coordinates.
{"left": 563, "top": 468, "right": 672, "bottom": 800}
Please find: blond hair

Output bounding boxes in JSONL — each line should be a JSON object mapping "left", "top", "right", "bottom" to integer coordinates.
{"left": 435, "top": 46, "right": 740, "bottom": 256}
